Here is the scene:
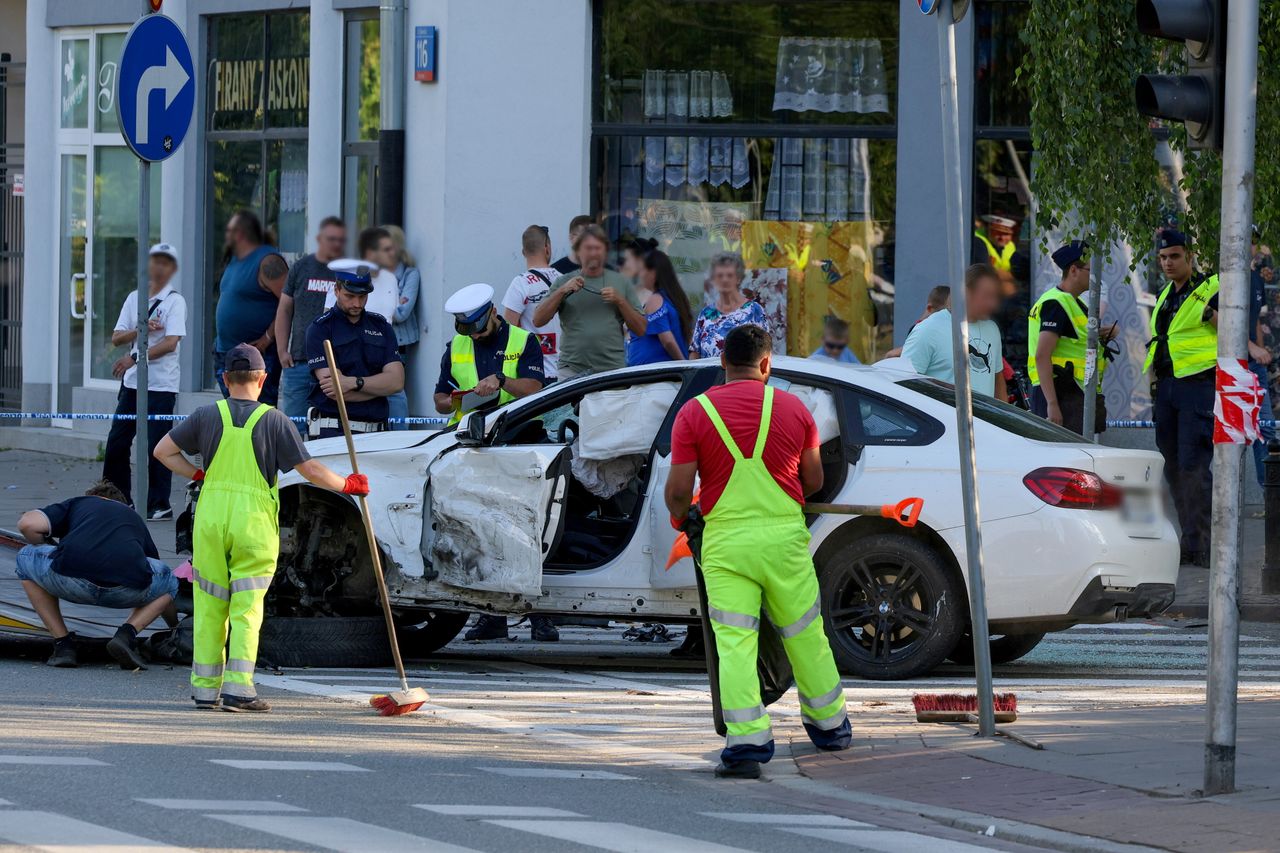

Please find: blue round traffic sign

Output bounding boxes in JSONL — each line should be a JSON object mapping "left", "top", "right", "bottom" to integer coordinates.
{"left": 116, "top": 14, "right": 195, "bottom": 162}
{"left": 918, "top": 0, "right": 941, "bottom": 13}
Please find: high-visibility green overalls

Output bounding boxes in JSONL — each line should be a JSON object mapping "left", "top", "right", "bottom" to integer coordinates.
{"left": 190, "top": 400, "right": 279, "bottom": 703}
{"left": 696, "top": 385, "right": 850, "bottom": 763}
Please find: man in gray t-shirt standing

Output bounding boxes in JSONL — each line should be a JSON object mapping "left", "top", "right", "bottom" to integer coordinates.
{"left": 532, "top": 224, "right": 645, "bottom": 377}
{"left": 274, "top": 217, "right": 346, "bottom": 429}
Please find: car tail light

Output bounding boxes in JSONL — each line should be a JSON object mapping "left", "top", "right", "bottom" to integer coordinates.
{"left": 1023, "top": 467, "right": 1123, "bottom": 510}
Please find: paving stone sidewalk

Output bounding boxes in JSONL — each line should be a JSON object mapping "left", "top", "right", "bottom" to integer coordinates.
{"left": 794, "top": 700, "right": 1280, "bottom": 852}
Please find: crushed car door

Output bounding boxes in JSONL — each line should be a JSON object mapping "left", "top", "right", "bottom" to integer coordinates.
{"left": 427, "top": 446, "right": 569, "bottom": 597}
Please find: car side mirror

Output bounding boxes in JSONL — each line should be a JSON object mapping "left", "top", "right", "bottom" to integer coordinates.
{"left": 460, "top": 410, "right": 486, "bottom": 445}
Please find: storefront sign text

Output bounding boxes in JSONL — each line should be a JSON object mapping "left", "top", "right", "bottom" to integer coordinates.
{"left": 213, "top": 56, "right": 310, "bottom": 118}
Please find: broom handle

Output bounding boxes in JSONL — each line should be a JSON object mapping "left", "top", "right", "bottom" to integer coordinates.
{"left": 323, "top": 340, "right": 411, "bottom": 694}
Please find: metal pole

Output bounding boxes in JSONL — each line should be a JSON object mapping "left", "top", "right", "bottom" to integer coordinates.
{"left": 937, "top": 0, "right": 995, "bottom": 736}
{"left": 1081, "top": 250, "right": 1104, "bottom": 441}
{"left": 134, "top": 161, "right": 150, "bottom": 518}
{"left": 1204, "top": 0, "right": 1259, "bottom": 798}
{"left": 377, "top": 0, "right": 406, "bottom": 226}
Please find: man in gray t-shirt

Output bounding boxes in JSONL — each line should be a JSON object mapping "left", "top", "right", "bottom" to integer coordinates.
{"left": 273, "top": 218, "right": 346, "bottom": 428}
{"left": 167, "top": 397, "right": 310, "bottom": 487}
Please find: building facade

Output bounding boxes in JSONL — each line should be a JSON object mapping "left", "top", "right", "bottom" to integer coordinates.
{"left": 19, "top": 0, "right": 1054, "bottom": 424}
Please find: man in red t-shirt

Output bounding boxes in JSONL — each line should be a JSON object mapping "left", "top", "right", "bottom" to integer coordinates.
{"left": 666, "top": 324, "right": 850, "bottom": 779}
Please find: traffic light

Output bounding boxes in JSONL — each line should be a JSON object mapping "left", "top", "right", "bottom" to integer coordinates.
{"left": 1135, "top": 0, "right": 1227, "bottom": 150}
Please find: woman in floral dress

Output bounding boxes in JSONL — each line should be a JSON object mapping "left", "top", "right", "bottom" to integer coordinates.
{"left": 690, "top": 251, "right": 770, "bottom": 358}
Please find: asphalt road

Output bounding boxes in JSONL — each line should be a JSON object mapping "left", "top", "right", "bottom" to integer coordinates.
{"left": 1, "top": 618, "right": 1278, "bottom": 853}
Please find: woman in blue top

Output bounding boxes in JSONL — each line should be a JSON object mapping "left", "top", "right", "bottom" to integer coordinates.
{"left": 383, "top": 225, "right": 422, "bottom": 431}
{"left": 626, "top": 250, "right": 694, "bottom": 366}
{"left": 690, "top": 251, "right": 770, "bottom": 358}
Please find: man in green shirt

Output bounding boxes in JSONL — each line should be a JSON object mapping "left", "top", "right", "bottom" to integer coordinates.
{"left": 533, "top": 224, "right": 646, "bottom": 377}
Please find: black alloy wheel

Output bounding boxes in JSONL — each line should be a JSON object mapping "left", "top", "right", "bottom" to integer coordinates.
{"left": 818, "top": 533, "right": 964, "bottom": 680}
{"left": 947, "top": 631, "right": 1046, "bottom": 665}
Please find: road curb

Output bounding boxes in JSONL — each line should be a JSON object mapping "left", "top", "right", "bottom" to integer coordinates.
{"left": 1165, "top": 603, "right": 1280, "bottom": 621}
{"left": 771, "top": 753, "right": 1165, "bottom": 853}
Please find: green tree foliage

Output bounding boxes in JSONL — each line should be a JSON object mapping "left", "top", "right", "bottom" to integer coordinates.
{"left": 1021, "top": 0, "right": 1278, "bottom": 263}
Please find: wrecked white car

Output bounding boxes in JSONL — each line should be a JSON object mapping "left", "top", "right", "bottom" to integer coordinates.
{"left": 271, "top": 357, "right": 1179, "bottom": 680}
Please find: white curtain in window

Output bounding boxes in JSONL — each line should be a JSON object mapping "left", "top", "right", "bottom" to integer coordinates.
{"left": 772, "top": 37, "right": 889, "bottom": 115}
{"left": 644, "top": 136, "right": 750, "bottom": 189}
{"left": 765, "top": 138, "right": 873, "bottom": 222}
{"left": 643, "top": 70, "right": 734, "bottom": 119}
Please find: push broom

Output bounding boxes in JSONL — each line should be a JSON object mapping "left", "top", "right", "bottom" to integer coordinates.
{"left": 323, "top": 340, "right": 429, "bottom": 716}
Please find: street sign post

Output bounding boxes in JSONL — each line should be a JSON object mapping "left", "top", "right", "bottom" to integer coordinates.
{"left": 116, "top": 9, "right": 193, "bottom": 519}
{"left": 931, "top": 0, "right": 996, "bottom": 736}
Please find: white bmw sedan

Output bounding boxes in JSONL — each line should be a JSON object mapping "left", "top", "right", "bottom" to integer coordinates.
{"left": 272, "top": 356, "right": 1179, "bottom": 680}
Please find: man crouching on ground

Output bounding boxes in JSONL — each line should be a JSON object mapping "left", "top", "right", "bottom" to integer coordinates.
{"left": 154, "top": 343, "right": 368, "bottom": 712}
{"left": 16, "top": 480, "right": 177, "bottom": 669}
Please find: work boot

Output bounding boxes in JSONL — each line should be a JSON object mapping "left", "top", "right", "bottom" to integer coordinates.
{"left": 46, "top": 633, "right": 78, "bottom": 668}
{"left": 221, "top": 695, "right": 271, "bottom": 713}
{"left": 192, "top": 698, "right": 221, "bottom": 711}
{"left": 530, "top": 616, "right": 559, "bottom": 643}
{"left": 714, "top": 759, "right": 761, "bottom": 780}
{"left": 464, "top": 614, "right": 509, "bottom": 641}
{"left": 106, "top": 625, "right": 148, "bottom": 670}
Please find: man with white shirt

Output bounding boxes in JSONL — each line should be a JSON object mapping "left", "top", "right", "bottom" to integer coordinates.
{"left": 102, "top": 243, "right": 187, "bottom": 519}
{"left": 502, "top": 224, "right": 562, "bottom": 381}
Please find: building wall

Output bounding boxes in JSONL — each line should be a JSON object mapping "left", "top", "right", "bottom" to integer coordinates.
{"left": 21, "top": 0, "right": 52, "bottom": 411}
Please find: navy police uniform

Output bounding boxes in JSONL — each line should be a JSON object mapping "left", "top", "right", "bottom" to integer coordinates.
{"left": 305, "top": 260, "right": 401, "bottom": 439}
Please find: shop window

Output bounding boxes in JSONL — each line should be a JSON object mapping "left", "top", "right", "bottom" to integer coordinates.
{"left": 343, "top": 13, "right": 380, "bottom": 236}
{"left": 971, "top": 139, "right": 1033, "bottom": 369}
{"left": 60, "top": 39, "right": 89, "bottom": 129}
{"left": 974, "top": 0, "right": 1031, "bottom": 129}
{"left": 597, "top": 0, "right": 898, "bottom": 127}
{"left": 205, "top": 11, "right": 310, "bottom": 386}
{"left": 593, "top": 0, "right": 898, "bottom": 362}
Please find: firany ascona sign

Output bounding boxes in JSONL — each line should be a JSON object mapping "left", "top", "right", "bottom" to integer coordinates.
{"left": 212, "top": 55, "right": 309, "bottom": 119}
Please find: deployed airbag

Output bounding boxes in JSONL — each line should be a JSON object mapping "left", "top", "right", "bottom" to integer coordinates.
{"left": 578, "top": 382, "right": 680, "bottom": 460}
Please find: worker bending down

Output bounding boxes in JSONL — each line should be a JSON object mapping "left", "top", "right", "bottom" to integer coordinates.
{"left": 665, "top": 324, "right": 851, "bottom": 778}
{"left": 155, "top": 344, "right": 368, "bottom": 711}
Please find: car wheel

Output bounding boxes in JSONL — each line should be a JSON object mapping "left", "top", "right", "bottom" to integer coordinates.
{"left": 397, "top": 611, "right": 469, "bottom": 658}
{"left": 258, "top": 616, "right": 391, "bottom": 668}
{"left": 817, "top": 533, "right": 964, "bottom": 681}
{"left": 948, "top": 631, "right": 1046, "bottom": 665}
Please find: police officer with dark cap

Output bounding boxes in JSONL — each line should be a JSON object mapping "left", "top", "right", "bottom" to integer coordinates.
{"left": 1027, "top": 240, "right": 1117, "bottom": 434}
{"left": 1145, "top": 229, "right": 1219, "bottom": 567}
{"left": 305, "top": 258, "right": 404, "bottom": 439}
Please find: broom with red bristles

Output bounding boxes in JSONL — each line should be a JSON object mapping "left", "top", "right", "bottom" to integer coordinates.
{"left": 912, "top": 692, "right": 1019, "bottom": 723}
{"left": 324, "top": 341, "right": 429, "bottom": 717}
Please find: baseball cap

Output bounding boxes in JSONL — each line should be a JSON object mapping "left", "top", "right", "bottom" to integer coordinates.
{"left": 149, "top": 243, "right": 179, "bottom": 265}
{"left": 224, "top": 343, "right": 266, "bottom": 372}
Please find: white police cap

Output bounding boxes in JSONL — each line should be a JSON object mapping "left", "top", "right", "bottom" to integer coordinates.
{"left": 328, "top": 258, "right": 376, "bottom": 293}
{"left": 444, "top": 283, "right": 496, "bottom": 320}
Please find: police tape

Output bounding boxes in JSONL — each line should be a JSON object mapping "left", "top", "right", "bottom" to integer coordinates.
{"left": 0, "top": 412, "right": 451, "bottom": 427}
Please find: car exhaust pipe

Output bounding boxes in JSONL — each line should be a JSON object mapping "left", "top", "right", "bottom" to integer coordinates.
{"left": 1113, "top": 604, "right": 1129, "bottom": 622}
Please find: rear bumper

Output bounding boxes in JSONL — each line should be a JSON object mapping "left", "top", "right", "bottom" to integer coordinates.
{"left": 1067, "top": 577, "right": 1178, "bottom": 621}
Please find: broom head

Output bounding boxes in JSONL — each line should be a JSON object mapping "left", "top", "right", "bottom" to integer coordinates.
{"left": 912, "top": 692, "right": 1018, "bottom": 723}
{"left": 369, "top": 687, "right": 430, "bottom": 716}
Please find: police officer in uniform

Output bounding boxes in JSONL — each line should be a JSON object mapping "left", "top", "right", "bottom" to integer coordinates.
{"left": 1146, "top": 229, "right": 1219, "bottom": 567}
{"left": 432, "top": 283, "right": 545, "bottom": 425}
{"left": 433, "top": 283, "right": 555, "bottom": 643}
{"left": 305, "top": 259, "right": 404, "bottom": 439}
{"left": 1027, "top": 240, "right": 1115, "bottom": 434}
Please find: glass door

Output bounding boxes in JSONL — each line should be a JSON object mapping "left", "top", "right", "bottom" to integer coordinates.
{"left": 57, "top": 153, "right": 87, "bottom": 417}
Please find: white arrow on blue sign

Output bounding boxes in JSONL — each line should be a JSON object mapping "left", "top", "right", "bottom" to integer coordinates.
{"left": 116, "top": 14, "right": 195, "bottom": 162}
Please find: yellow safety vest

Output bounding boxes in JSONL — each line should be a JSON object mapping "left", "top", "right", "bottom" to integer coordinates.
{"left": 448, "top": 325, "right": 530, "bottom": 425}
{"left": 1027, "top": 287, "right": 1102, "bottom": 389}
{"left": 1143, "top": 275, "right": 1219, "bottom": 378}
{"left": 975, "top": 231, "right": 1017, "bottom": 272}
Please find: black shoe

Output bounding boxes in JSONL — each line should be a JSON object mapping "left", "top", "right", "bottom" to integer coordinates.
{"left": 464, "top": 614, "right": 510, "bottom": 641}
{"left": 714, "top": 760, "right": 762, "bottom": 779}
{"left": 148, "top": 507, "right": 173, "bottom": 521}
{"left": 46, "top": 635, "right": 78, "bottom": 668}
{"left": 106, "top": 626, "right": 148, "bottom": 670}
{"left": 193, "top": 698, "right": 221, "bottom": 710}
{"left": 530, "top": 616, "right": 560, "bottom": 642}
{"left": 221, "top": 695, "right": 271, "bottom": 713}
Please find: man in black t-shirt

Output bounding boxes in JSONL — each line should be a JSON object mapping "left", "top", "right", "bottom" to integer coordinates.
{"left": 15, "top": 480, "right": 178, "bottom": 669}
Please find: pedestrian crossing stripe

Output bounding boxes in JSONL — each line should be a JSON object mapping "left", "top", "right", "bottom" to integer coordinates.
{"left": 209, "top": 814, "right": 478, "bottom": 853}
{"left": 136, "top": 798, "right": 307, "bottom": 812}
{"left": 208, "top": 759, "right": 369, "bottom": 772}
{"left": 0, "top": 809, "right": 190, "bottom": 851}
{"left": 485, "top": 819, "right": 743, "bottom": 853}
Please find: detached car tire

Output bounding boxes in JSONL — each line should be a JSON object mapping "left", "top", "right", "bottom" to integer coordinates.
{"left": 258, "top": 617, "right": 391, "bottom": 668}
{"left": 818, "top": 533, "right": 964, "bottom": 681}
{"left": 948, "top": 631, "right": 1046, "bottom": 665}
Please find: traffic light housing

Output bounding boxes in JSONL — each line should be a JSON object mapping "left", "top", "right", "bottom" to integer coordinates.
{"left": 1135, "top": 0, "right": 1227, "bottom": 150}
